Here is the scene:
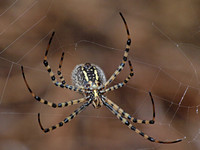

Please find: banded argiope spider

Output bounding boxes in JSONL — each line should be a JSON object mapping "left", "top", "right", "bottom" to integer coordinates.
{"left": 21, "top": 12, "right": 184, "bottom": 144}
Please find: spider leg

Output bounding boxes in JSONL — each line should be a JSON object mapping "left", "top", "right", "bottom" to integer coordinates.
{"left": 21, "top": 66, "right": 86, "bottom": 107}
{"left": 43, "top": 32, "right": 84, "bottom": 93}
{"left": 57, "top": 52, "right": 66, "bottom": 84}
{"left": 104, "top": 92, "right": 155, "bottom": 124}
{"left": 104, "top": 12, "right": 131, "bottom": 87}
{"left": 102, "top": 97, "right": 183, "bottom": 144}
{"left": 102, "top": 60, "right": 134, "bottom": 93}
{"left": 38, "top": 99, "right": 92, "bottom": 133}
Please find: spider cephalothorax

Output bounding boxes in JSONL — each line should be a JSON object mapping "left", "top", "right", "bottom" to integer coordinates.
{"left": 21, "top": 12, "right": 184, "bottom": 144}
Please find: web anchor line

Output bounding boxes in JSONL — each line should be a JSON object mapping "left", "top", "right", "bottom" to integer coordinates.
{"left": 169, "top": 86, "right": 189, "bottom": 125}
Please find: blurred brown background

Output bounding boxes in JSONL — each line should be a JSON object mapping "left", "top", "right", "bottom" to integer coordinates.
{"left": 0, "top": 0, "right": 200, "bottom": 150}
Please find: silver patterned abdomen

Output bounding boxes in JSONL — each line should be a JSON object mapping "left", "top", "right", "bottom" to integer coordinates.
{"left": 71, "top": 63, "right": 106, "bottom": 88}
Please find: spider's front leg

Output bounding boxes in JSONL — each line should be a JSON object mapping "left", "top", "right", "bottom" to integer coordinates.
{"left": 104, "top": 12, "right": 131, "bottom": 87}
{"left": 43, "top": 32, "right": 84, "bottom": 93}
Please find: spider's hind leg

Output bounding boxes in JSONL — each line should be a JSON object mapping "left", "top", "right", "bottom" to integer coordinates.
{"left": 104, "top": 92, "right": 155, "bottom": 125}
{"left": 102, "top": 97, "right": 184, "bottom": 144}
{"left": 38, "top": 99, "right": 92, "bottom": 133}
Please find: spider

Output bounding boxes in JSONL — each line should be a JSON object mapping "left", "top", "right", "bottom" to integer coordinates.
{"left": 21, "top": 12, "right": 184, "bottom": 144}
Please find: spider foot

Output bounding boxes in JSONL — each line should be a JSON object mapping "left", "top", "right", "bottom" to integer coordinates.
{"left": 38, "top": 113, "right": 47, "bottom": 133}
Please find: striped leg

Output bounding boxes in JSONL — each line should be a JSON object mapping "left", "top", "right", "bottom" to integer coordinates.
{"left": 102, "top": 98, "right": 183, "bottom": 144}
{"left": 21, "top": 66, "right": 86, "bottom": 107}
{"left": 43, "top": 32, "right": 84, "bottom": 93}
{"left": 104, "top": 60, "right": 134, "bottom": 93}
{"left": 104, "top": 12, "right": 131, "bottom": 87}
{"left": 57, "top": 52, "right": 66, "bottom": 84}
{"left": 38, "top": 100, "right": 92, "bottom": 133}
{"left": 104, "top": 92, "right": 155, "bottom": 124}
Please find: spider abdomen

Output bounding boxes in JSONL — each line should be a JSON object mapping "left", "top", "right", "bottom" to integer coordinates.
{"left": 71, "top": 63, "right": 106, "bottom": 88}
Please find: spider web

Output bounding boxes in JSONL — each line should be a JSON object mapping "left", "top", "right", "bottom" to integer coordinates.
{"left": 0, "top": 0, "right": 200, "bottom": 150}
